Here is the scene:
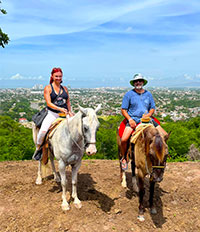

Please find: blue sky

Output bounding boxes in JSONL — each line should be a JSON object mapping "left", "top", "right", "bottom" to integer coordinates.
{"left": 1, "top": 0, "right": 200, "bottom": 88}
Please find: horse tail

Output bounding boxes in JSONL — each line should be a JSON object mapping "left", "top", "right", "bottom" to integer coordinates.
{"left": 116, "top": 127, "right": 122, "bottom": 160}
{"left": 41, "top": 147, "right": 50, "bottom": 177}
{"left": 41, "top": 161, "right": 49, "bottom": 177}
{"left": 154, "top": 134, "right": 164, "bottom": 162}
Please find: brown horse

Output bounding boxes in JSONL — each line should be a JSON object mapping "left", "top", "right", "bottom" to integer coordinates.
{"left": 117, "top": 124, "right": 169, "bottom": 221}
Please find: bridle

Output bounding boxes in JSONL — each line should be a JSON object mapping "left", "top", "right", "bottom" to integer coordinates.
{"left": 66, "top": 116, "right": 96, "bottom": 152}
{"left": 145, "top": 155, "right": 166, "bottom": 180}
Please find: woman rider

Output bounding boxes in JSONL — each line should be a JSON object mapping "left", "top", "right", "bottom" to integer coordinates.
{"left": 33, "top": 67, "right": 74, "bottom": 160}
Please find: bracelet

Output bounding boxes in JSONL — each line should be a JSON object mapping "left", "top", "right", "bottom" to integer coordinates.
{"left": 128, "top": 118, "right": 133, "bottom": 122}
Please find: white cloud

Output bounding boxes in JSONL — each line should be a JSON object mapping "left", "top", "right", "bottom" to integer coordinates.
{"left": 184, "top": 74, "right": 193, "bottom": 80}
{"left": 10, "top": 74, "right": 44, "bottom": 80}
{"left": 148, "top": 76, "right": 155, "bottom": 81}
{"left": 125, "top": 27, "right": 133, "bottom": 32}
{"left": 10, "top": 73, "right": 23, "bottom": 80}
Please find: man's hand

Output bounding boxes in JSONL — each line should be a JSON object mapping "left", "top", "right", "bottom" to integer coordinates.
{"left": 128, "top": 118, "right": 136, "bottom": 129}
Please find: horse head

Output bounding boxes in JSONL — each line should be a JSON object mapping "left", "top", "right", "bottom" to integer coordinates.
{"left": 79, "top": 104, "right": 101, "bottom": 155}
{"left": 145, "top": 127, "right": 169, "bottom": 182}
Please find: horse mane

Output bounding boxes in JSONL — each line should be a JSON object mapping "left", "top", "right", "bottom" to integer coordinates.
{"left": 153, "top": 133, "right": 164, "bottom": 162}
{"left": 144, "top": 126, "right": 165, "bottom": 162}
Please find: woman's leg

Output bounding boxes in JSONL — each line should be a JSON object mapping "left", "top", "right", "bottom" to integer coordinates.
{"left": 36, "top": 110, "right": 59, "bottom": 146}
{"left": 33, "top": 111, "right": 59, "bottom": 160}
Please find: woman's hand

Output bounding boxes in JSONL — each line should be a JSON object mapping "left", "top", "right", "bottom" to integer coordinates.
{"left": 59, "top": 108, "right": 68, "bottom": 114}
{"left": 59, "top": 108, "right": 74, "bottom": 117}
{"left": 68, "top": 111, "right": 75, "bottom": 117}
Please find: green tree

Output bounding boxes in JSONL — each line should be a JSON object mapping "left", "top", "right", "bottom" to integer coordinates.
{"left": 0, "top": 116, "right": 35, "bottom": 161}
{"left": 0, "top": 1, "right": 9, "bottom": 48}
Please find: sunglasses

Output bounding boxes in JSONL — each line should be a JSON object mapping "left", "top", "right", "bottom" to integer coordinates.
{"left": 134, "top": 79, "right": 144, "bottom": 83}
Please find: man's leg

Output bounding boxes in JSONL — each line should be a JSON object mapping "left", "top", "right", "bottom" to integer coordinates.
{"left": 120, "top": 126, "right": 134, "bottom": 170}
{"left": 156, "top": 125, "right": 168, "bottom": 137}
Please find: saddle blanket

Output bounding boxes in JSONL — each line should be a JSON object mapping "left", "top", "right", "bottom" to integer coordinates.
{"left": 130, "top": 123, "right": 154, "bottom": 144}
{"left": 118, "top": 116, "right": 160, "bottom": 139}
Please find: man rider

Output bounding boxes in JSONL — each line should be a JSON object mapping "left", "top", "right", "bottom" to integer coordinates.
{"left": 120, "top": 73, "right": 168, "bottom": 170}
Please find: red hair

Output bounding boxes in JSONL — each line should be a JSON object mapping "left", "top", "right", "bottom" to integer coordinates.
{"left": 50, "top": 67, "right": 63, "bottom": 84}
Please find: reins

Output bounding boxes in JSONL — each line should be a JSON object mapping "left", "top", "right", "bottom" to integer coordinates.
{"left": 65, "top": 115, "right": 96, "bottom": 152}
{"left": 145, "top": 156, "right": 165, "bottom": 178}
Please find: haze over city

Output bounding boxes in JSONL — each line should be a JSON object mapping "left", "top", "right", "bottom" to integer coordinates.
{"left": 1, "top": 0, "right": 200, "bottom": 88}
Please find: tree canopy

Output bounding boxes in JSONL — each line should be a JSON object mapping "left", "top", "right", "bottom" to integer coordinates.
{"left": 0, "top": 115, "right": 199, "bottom": 162}
{"left": 0, "top": 1, "right": 9, "bottom": 48}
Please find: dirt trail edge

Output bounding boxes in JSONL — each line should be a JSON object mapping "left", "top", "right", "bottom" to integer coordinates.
{"left": 0, "top": 160, "right": 200, "bottom": 232}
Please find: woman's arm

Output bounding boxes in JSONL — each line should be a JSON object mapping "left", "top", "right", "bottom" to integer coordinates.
{"left": 64, "top": 86, "right": 74, "bottom": 116}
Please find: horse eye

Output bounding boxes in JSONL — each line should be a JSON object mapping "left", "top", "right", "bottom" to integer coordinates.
{"left": 84, "top": 125, "right": 89, "bottom": 132}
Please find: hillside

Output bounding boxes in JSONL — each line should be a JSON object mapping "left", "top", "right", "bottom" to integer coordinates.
{"left": 0, "top": 160, "right": 200, "bottom": 232}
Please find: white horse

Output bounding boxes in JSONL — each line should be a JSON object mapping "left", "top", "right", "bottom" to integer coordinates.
{"left": 32, "top": 105, "right": 101, "bottom": 210}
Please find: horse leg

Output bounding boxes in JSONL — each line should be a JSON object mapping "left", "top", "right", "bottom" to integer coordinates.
{"left": 58, "top": 160, "right": 70, "bottom": 211}
{"left": 137, "top": 176, "right": 145, "bottom": 221}
{"left": 49, "top": 152, "right": 60, "bottom": 182}
{"left": 71, "top": 161, "right": 82, "bottom": 209}
{"left": 36, "top": 161, "right": 42, "bottom": 185}
{"left": 149, "top": 180, "right": 157, "bottom": 214}
{"left": 131, "top": 160, "right": 139, "bottom": 192}
{"left": 131, "top": 148, "right": 139, "bottom": 192}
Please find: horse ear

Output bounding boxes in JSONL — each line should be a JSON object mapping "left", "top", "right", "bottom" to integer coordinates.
{"left": 78, "top": 105, "right": 87, "bottom": 117}
{"left": 95, "top": 104, "right": 101, "bottom": 113}
{"left": 164, "top": 131, "right": 171, "bottom": 142}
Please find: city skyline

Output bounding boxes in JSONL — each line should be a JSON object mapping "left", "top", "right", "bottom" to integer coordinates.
{"left": 1, "top": 0, "right": 200, "bottom": 88}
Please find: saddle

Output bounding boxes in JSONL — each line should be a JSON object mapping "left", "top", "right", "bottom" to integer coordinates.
{"left": 42, "top": 117, "right": 66, "bottom": 164}
{"left": 118, "top": 116, "right": 160, "bottom": 139}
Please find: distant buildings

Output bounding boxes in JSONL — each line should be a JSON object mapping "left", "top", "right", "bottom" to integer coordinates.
{"left": 32, "top": 84, "right": 43, "bottom": 90}
{"left": 19, "top": 118, "right": 28, "bottom": 123}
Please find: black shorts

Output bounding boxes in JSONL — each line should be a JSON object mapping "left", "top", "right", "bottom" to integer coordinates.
{"left": 126, "top": 118, "right": 159, "bottom": 127}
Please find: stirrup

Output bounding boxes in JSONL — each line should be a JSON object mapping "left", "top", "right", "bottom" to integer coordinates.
{"left": 32, "top": 147, "right": 43, "bottom": 161}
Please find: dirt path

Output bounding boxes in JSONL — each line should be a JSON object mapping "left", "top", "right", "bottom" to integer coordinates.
{"left": 0, "top": 160, "right": 200, "bottom": 232}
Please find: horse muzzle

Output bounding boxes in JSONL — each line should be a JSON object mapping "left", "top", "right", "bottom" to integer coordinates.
{"left": 85, "top": 144, "right": 97, "bottom": 155}
{"left": 151, "top": 168, "right": 164, "bottom": 182}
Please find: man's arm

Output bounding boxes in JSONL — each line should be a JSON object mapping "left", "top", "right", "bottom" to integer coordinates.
{"left": 121, "top": 109, "right": 136, "bottom": 129}
{"left": 143, "top": 108, "right": 155, "bottom": 118}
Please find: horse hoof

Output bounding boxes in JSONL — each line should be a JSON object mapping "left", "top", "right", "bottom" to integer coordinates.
{"left": 74, "top": 202, "right": 82, "bottom": 209}
{"left": 36, "top": 178, "right": 42, "bottom": 185}
{"left": 62, "top": 204, "right": 70, "bottom": 211}
{"left": 137, "top": 215, "right": 145, "bottom": 222}
{"left": 150, "top": 207, "right": 157, "bottom": 215}
{"left": 54, "top": 177, "right": 61, "bottom": 183}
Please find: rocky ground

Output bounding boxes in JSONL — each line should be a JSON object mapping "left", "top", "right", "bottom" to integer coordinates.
{"left": 0, "top": 160, "right": 200, "bottom": 232}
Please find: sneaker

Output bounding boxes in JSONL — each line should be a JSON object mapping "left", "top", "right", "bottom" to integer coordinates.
{"left": 32, "top": 147, "right": 43, "bottom": 161}
{"left": 120, "top": 158, "right": 128, "bottom": 171}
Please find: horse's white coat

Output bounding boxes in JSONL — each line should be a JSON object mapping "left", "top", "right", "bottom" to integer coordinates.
{"left": 33, "top": 105, "right": 100, "bottom": 210}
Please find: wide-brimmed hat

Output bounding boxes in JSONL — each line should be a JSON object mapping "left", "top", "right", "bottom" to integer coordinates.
{"left": 130, "top": 73, "right": 148, "bottom": 86}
